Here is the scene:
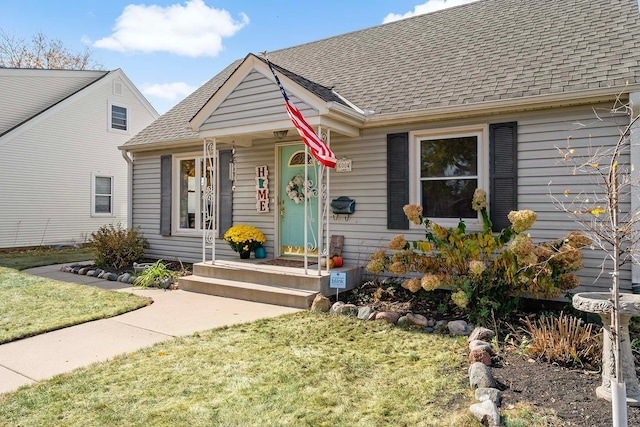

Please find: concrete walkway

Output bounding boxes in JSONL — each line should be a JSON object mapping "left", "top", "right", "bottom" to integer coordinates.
{"left": 0, "top": 263, "right": 300, "bottom": 394}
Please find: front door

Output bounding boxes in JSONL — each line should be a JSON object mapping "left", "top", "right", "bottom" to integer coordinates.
{"left": 279, "top": 145, "right": 318, "bottom": 255}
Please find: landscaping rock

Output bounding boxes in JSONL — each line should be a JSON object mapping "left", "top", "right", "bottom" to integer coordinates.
{"left": 341, "top": 304, "right": 358, "bottom": 316}
{"left": 406, "top": 312, "right": 429, "bottom": 327}
{"left": 86, "top": 270, "right": 95, "bottom": 277}
{"left": 128, "top": 276, "right": 136, "bottom": 284}
{"left": 330, "top": 301, "right": 345, "bottom": 314}
{"left": 374, "top": 311, "right": 401, "bottom": 324}
{"left": 424, "top": 327, "right": 434, "bottom": 333}
{"left": 159, "top": 277, "right": 173, "bottom": 289}
{"left": 470, "top": 400, "right": 500, "bottom": 427}
{"left": 119, "top": 273, "right": 132, "bottom": 283}
{"left": 468, "top": 349, "right": 492, "bottom": 366}
{"left": 469, "top": 362, "right": 496, "bottom": 388}
{"left": 357, "top": 306, "right": 373, "bottom": 320}
{"left": 434, "top": 320, "right": 449, "bottom": 334}
{"left": 310, "top": 294, "right": 331, "bottom": 312}
{"left": 397, "top": 316, "right": 408, "bottom": 326}
{"left": 107, "top": 273, "right": 118, "bottom": 281}
{"left": 448, "top": 320, "right": 471, "bottom": 336}
{"left": 93, "top": 269, "right": 103, "bottom": 277}
{"left": 468, "top": 326, "right": 495, "bottom": 343}
{"left": 475, "top": 388, "right": 502, "bottom": 406}
{"left": 469, "top": 340, "right": 493, "bottom": 354}
{"left": 78, "top": 267, "right": 90, "bottom": 275}
{"left": 367, "top": 311, "right": 377, "bottom": 321}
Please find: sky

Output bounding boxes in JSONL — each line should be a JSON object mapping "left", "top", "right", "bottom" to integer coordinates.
{"left": 1, "top": 0, "right": 480, "bottom": 115}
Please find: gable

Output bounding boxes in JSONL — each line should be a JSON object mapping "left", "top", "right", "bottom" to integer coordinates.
{"left": 0, "top": 69, "right": 108, "bottom": 136}
{"left": 198, "top": 69, "right": 318, "bottom": 134}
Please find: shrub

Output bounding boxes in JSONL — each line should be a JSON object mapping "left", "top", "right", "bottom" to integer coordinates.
{"left": 518, "top": 312, "right": 602, "bottom": 368}
{"left": 367, "top": 189, "right": 590, "bottom": 324}
{"left": 91, "top": 224, "right": 148, "bottom": 269}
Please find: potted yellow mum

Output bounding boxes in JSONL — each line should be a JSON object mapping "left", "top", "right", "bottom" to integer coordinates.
{"left": 223, "top": 224, "right": 266, "bottom": 259}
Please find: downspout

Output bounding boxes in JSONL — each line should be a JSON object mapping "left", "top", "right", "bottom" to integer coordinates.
{"left": 629, "top": 92, "right": 640, "bottom": 294}
{"left": 120, "top": 149, "right": 134, "bottom": 228}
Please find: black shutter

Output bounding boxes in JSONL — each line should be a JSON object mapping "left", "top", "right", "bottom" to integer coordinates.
{"left": 218, "top": 150, "right": 233, "bottom": 236}
{"left": 160, "top": 155, "right": 172, "bottom": 236}
{"left": 387, "top": 133, "right": 409, "bottom": 229}
{"left": 489, "top": 122, "right": 518, "bottom": 231}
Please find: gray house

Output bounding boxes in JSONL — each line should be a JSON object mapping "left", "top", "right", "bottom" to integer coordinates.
{"left": 121, "top": 0, "right": 640, "bottom": 307}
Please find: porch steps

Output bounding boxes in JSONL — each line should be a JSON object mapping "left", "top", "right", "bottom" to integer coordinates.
{"left": 178, "top": 260, "right": 361, "bottom": 309}
{"left": 178, "top": 275, "right": 318, "bottom": 309}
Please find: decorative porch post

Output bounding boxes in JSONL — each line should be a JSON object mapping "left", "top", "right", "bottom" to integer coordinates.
{"left": 202, "top": 138, "right": 218, "bottom": 264}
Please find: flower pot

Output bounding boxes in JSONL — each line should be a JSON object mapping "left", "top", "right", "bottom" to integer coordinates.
{"left": 239, "top": 250, "right": 251, "bottom": 259}
{"left": 255, "top": 246, "right": 266, "bottom": 259}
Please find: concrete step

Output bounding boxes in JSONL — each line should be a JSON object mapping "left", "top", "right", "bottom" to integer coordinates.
{"left": 178, "top": 275, "right": 318, "bottom": 309}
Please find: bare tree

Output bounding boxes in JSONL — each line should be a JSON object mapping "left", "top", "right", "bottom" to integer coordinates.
{"left": 550, "top": 95, "right": 640, "bottom": 427}
{"left": 0, "top": 30, "right": 103, "bottom": 70}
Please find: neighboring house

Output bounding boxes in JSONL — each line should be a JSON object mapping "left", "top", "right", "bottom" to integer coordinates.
{"left": 121, "top": 0, "right": 640, "bottom": 304}
{"left": 0, "top": 68, "right": 158, "bottom": 248}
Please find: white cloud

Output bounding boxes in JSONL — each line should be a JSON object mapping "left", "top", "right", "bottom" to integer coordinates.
{"left": 141, "top": 81, "right": 197, "bottom": 100}
{"left": 94, "top": 0, "right": 249, "bottom": 57}
{"left": 383, "top": 0, "right": 479, "bottom": 23}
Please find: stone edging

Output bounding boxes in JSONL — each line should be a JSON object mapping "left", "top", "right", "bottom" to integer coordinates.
{"left": 60, "top": 263, "right": 140, "bottom": 285}
{"left": 312, "top": 295, "right": 502, "bottom": 426}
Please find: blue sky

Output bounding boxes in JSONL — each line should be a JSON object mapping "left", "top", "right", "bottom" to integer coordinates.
{"left": 1, "top": 0, "right": 480, "bottom": 114}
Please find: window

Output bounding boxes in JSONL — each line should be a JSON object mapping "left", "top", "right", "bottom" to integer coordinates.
{"left": 174, "top": 155, "right": 217, "bottom": 233}
{"left": 110, "top": 104, "right": 128, "bottom": 131}
{"left": 410, "top": 127, "right": 486, "bottom": 222}
{"left": 93, "top": 175, "right": 113, "bottom": 215}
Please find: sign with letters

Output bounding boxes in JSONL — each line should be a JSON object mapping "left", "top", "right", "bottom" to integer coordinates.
{"left": 329, "top": 271, "right": 347, "bottom": 289}
{"left": 255, "top": 165, "right": 269, "bottom": 212}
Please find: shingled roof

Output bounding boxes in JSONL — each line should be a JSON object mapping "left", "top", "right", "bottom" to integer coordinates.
{"left": 124, "top": 0, "right": 640, "bottom": 148}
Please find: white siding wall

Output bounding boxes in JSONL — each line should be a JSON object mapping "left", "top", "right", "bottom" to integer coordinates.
{"left": 0, "top": 74, "right": 157, "bottom": 248}
{"left": 133, "top": 103, "right": 630, "bottom": 293}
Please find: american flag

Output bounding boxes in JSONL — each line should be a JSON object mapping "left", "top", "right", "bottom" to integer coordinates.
{"left": 267, "top": 60, "right": 337, "bottom": 168}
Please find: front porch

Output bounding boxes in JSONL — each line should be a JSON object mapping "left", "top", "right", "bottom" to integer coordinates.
{"left": 179, "top": 258, "right": 361, "bottom": 309}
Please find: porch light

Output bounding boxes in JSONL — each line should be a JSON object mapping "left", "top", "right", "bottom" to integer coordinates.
{"left": 273, "top": 130, "right": 288, "bottom": 140}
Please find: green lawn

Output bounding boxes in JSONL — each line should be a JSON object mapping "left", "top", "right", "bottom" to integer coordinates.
{"left": 0, "top": 313, "right": 480, "bottom": 426}
{"left": 0, "top": 267, "right": 151, "bottom": 344}
{"left": 0, "top": 247, "right": 94, "bottom": 270}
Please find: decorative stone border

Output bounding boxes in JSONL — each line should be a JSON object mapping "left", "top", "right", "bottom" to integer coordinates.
{"left": 61, "top": 263, "right": 140, "bottom": 285}
{"left": 311, "top": 294, "right": 502, "bottom": 426}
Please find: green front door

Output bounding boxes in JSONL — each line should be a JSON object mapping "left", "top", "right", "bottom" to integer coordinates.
{"left": 279, "top": 145, "right": 318, "bottom": 255}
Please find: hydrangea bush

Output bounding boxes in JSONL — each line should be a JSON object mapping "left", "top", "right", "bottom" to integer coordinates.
{"left": 367, "top": 189, "right": 591, "bottom": 323}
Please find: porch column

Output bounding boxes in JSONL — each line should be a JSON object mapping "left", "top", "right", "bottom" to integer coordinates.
{"left": 629, "top": 91, "right": 640, "bottom": 293}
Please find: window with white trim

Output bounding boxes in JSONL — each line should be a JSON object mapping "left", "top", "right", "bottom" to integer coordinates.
{"left": 92, "top": 175, "right": 114, "bottom": 215}
{"left": 173, "top": 155, "right": 217, "bottom": 233}
{"left": 410, "top": 127, "right": 486, "bottom": 223}
{"left": 109, "top": 103, "right": 128, "bottom": 132}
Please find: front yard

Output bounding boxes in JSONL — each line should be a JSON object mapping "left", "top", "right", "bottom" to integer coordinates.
{"left": 0, "top": 312, "right": 476, "bottom": 426}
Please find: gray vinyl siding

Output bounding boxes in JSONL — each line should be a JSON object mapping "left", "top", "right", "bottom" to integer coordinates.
{"left": 199, "top": 70, "right": 317, "bottom": 132}
{"left": 133, "top": 103, "right": 630, "bottom": 294}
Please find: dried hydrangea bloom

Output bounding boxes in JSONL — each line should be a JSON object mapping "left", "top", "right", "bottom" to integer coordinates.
{"left": 402, "top": 278, "right": 422, "bottom": 293}
{"left": 558, "top": 272, "right": 581, "bottom": 290}
{"left": 403, "top": 204, "right": 423, "bottom": 225}
{"left": 507, "top": 210, "right": 538, "bottom": 233}
{"left": 388, "top": 234, "right": 408, "bottom": 250}
{"left": 472, "top": 189, "right": 487, "bottom": 211}
{"left": 550, "top": 245, "right": 583, "bottom": 271}
{"left": 389, "top": 261, "right": 408, "bottom": 275}
{"left": 564, "top": 231, "right": 592, "bottom": 249}
{"left": 509, "top": 234, "right": 537, "bottom": 266}
{"left": 451, "top": 289, "right": 469, "bottom": 308}
{"left": 421, "top": 273, "right": 442, "bottom": 291}
{"left": 468, "top": 260, "right": 486, "bottom": 277}
{"left": 366, "top": 259, "right": 386, "bottom": 274}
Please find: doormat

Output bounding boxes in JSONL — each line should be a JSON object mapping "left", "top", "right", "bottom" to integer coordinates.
{"left": 258, "top": 258, "right": 317, "bottom": 268}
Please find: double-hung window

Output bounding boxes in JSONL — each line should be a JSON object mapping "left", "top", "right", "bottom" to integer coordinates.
{"left": 174, "top": 155, "right": 217, "bottom": 233}
{"left": 109, "top": 102, "right": 128, "bottom": 132}
{"left": 92, "top": 174, "right": 114, "bottom": 216}
{"left": 410, "top": 127, "right": 486, "bottom": 224}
